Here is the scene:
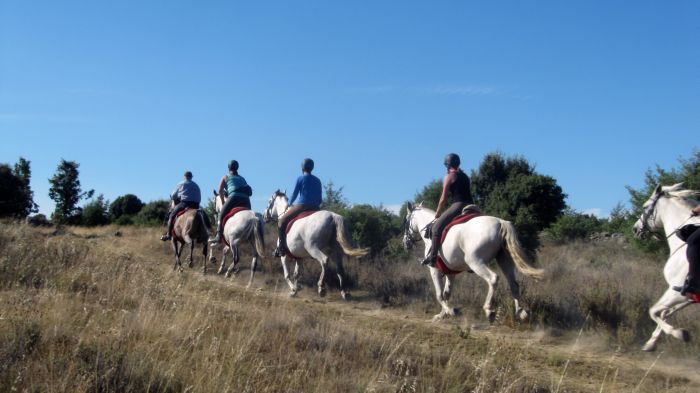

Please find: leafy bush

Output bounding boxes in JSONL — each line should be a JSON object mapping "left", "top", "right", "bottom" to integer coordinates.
{"left": 345, "top": 204, "right": 400, "bottom": 256}
{"left": 134, "top": 200, "right": 169, "bottom": 226}
{"left": 109, "top": 194, "right": 144, "bottom": 222}
{"left": 546, "top": 209, "right": 603, "bottom": 242}
{"left": 81, "top": 195, "right": 110, "bottom": 226}
{"left": 471, "top": 152, "right": 567, "bottom": 252}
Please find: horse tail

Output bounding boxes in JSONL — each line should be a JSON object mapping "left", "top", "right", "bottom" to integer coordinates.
{"left": 500, "top": 220, "right": 544, "bottom": 279}
{"left": 333, "top": 214, "right": 369, "bottom": 258}
{"left": 253, "top": 216, "right": 266, "bottom": 257}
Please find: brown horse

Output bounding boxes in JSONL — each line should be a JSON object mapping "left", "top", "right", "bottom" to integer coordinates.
{"left": 171, "top": 208, "right": 210, "bottom": 272}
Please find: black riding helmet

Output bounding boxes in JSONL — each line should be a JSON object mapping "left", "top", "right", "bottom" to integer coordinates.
{"left": 444, "top": 153, "right": 460, "bottom": 169}
{"left": 302, "top": 158, "right": 314, "bottom": 172}
{"left": 228, "top": 160, "right": 239, "bottom": 172}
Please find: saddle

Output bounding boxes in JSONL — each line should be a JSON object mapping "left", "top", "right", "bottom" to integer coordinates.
{"left": 285, "top": 210, "right": 319, "bottom": 234}
{"left": 220, "top": 207, "right": 250, "bottom": 246}
{"left": 173, "top": 208, "right": 211, "bottom": 242}
{"left": 434, "top": 208, "right": 482, "bottom": 275}
{"left": 283, "top": 210, "right": 320, "bottom": 258}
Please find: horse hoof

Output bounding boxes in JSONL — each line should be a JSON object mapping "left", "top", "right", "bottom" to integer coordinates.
{"left": 486, "top": 311, "right": 496, "bottom": 324}
{"left": 641, "top": 342, "right": 657, "bottom": 352}
{"left": 681, "top": 329, "right": 691, "bottom": 343}
{"left": 289, "top": 290, "right": 297, "bottom": 297}
{"left": 432, "top": 313, "right": 445, "bottom": 322}
{"left": 341, "top": 292, "right": 351, "bottom": 301}
{"left": 318, "top": 288, "right": 327, "bottom": 297}
{"left": 517, "top": 309, "right": 529, "bottom": 321}
{"left": 217, "top": 268, "right": 225, "bottom": 275}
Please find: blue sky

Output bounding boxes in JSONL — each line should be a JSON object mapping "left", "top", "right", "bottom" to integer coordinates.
{"left": 1, "top": 0, "right": 698, "bottom": 217}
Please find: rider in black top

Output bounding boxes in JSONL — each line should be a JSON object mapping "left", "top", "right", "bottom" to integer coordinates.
{"left": 421, "top": 153, "right": 475, "bottom": 267}
{"left": 680, "top": 204, "right": 700, "bottom": 296}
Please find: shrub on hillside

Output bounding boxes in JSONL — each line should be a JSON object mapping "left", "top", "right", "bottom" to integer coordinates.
{"left": 81, "top": 195, "right": 110, "bottom": 226}
{"left": 134, "top": 200, "right": 169, "bottom": 226}
{"left": 109, "top": 194, "right": 144, "bottom": 222}
{"left": 546, "top": 209, "right": 603, "bottom": 242}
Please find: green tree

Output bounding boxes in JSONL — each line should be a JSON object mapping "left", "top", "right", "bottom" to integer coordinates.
{"left": 0, "top": 164, "right": 27, "bottom": 218}
{"left": 82, "top": 194, "right": 110, "bottom": 226}
{"left": 321, "top": 181, "right": 349, "bottom": 213}
{"left": 13, "top": 157, "right": 39, "bottom": 217}
{"left": 625, "top": 150, "right": 700, "bottom": 253}
{"left": 0, "top": 158, "right": 38, "bottom": 218}
{"left": 546, "top": 208, "right": 603, "bottom": 242}
{"left": 48, "top": 159, "right": 94, "bottom": 224}
{"left": 413, "top": 179, "right": 442, "bottom": 210}
{"left": 134, "top": 200, "right": 170, "bottom": 226}
{"left": 471, "top": 152, "right": 567, "bottom": 251}
{"left": 109, "top": 194, "right": 144, "bottom": 222}
{"left": 345, "top": 204, "right": 400, "bottom": 256}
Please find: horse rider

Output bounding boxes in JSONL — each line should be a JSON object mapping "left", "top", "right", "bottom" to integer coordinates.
{"left": 679, "top": 203, "right": 700, "bottom": 297}
{"left": 421, "top": 153, "right": 475, "bottom": 267}
{"left": 273, "top": 158, "right": 322, "bottom": 257}
{"left": 160, "top": 171, "right": 202, "bottom": 241}
{"left": 210, "top": 160, "right": 252, "bottom": 243}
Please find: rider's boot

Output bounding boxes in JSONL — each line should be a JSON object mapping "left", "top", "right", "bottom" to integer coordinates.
{"left": 160, "top": 233, "right": 171, "bottom": 241}
{"left": 274, "top": 238, "right": 286, "bottom": 257}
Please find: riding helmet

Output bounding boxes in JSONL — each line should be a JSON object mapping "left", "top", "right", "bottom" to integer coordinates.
{"left": 228, "top": 160, "right": 239, "bottom": 172}
{"left": 302, "top": 158, "right": 314, "bottom": 172}
{"left": 444, "top": 153, "right": 460, "bottom": 168}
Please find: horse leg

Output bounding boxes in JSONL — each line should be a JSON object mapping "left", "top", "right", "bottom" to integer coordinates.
{"left": 217, "top": 246, "right": 228, "bottom": 275}
{"left": 307, "top": 247, "right": 329, "bottom": 297}
{"left": 429, "top": 267, "right": 455, "bottom": 321}
{"left": 468, "top": 259, "right": 499, "bottom": 323}
{"left": 202, "top": 241, "right": 208, "bottom": 274}
{"left": 331, "top": 245, "right": 350, "bottom": 300}
{"left": 226, "top": 244, "right": 241, "bottom": 278}
{"left": 187, "top": 241, "right": 195, "bottom": 268}
{"left": 642, "top": 289, "right": 692, "bottom": 351}
{"left": 172, "top": 240, "right": 182, "bottom": 271}
{"left": 280, "top": 256, "right": 298, "bottom": 296}
{"left": 496, "top": 250, "right": 528, "bottom": 321}
{"left": 246, "top": 238, "right": 259, "bottom": 289}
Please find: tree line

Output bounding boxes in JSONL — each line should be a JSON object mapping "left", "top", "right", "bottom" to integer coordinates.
{"left": 2, "top": 151, "right": 698, "bottom": 257}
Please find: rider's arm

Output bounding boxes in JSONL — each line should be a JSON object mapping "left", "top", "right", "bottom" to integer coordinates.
{"left": 217, "top": 176, "right": 227, "bottom": 204}
{"left": 289, "top": 177, "right": 302, "bottom": 205}
{"left": 435, "top": 173, "right": 456, "bottom": 218}
{"left": 170, "top": 183, "right": 181, "bottom": 201}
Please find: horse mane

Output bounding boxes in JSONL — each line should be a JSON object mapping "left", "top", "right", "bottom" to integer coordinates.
{"left": 662, "top": 183, "right": 700, "bottom": 201}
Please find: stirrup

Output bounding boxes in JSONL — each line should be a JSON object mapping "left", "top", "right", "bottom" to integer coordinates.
{"left": 420, "top": 255, "right": 436, "bottom": 267}
{"left": 274, "top": 246, "right": 285, "bottom": 257}
{"left": 160, "top": 234, "right": 171, "bottom": 241}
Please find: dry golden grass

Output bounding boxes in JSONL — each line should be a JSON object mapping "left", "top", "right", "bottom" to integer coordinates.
{"left": 1, "top": 222, "right": 699, "bottom": 392}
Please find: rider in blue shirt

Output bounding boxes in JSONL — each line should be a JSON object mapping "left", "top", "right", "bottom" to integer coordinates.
{"left": 274, "top": 158, "right": 322, "bottom": 257}
{"left": 160, "top": 171, "right": 202, "bottom": 241}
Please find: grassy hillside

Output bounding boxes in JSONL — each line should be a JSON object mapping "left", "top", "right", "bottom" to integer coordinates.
{"left": 1, "top": 222, "right": 698, "bottom": 392}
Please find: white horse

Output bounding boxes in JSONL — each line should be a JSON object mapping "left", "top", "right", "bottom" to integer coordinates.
{"left": 263, "top": 190, "right": 369, "bottom": 299}
{"left": 208, "top": 191, "right": 265, "bottom": 288}
{"left": 402, "top": 202, "right": 544, "bottom": 322}
{"left": 632, "top": 183, "right": 699, "bottom": 351}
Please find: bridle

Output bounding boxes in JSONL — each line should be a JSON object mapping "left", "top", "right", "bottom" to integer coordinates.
{"left": 638, "top": 193, "right": 661, "bottom": 237}
{"left": 263, "top": 192, "right": 288, "bottom": 223}
{"left": 402, "top": 209, "right": 435, "bottom": 249}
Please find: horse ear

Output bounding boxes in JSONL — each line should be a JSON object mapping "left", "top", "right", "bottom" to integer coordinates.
{"left": 406, "top": 202, "right": 414, "bottom": 212}
{"left": 283, "top": 189, "right": 287, "bottom": 195}
{"left": 654, "top": 184, "right": 663, "bottom": 195}
{"left": 418, "top": 201, "right": 424, "bottom": 207}
{"left": 213, "top": 189, "right": 218, "bottom": 196}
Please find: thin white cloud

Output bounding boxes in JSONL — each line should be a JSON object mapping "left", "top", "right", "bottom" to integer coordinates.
{"left": 344, "top": 84, "right": 503, "bottom": 97}
{"left": 583, "top": 208, "right": 604, "bottom": 218}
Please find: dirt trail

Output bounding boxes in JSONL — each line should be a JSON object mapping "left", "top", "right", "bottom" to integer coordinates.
{"left": 116, "top": 228, "right": 700, "bottom": 392}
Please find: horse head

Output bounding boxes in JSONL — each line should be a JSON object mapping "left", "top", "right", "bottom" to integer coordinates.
{"left": 402, "top": 202, "right": 419, "bottom": 250}
{"left": 633, "top": 183, "right": 693, "bottom": 239}
{"left": 263, "top": 189, "right": 288, "bottom": 222}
